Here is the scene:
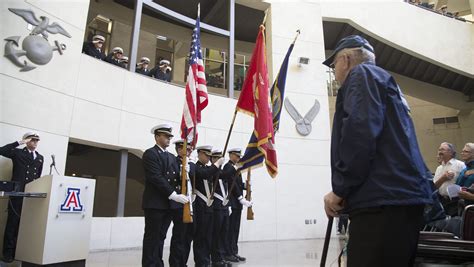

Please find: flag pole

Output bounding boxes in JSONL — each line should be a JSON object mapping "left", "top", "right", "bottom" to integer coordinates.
{"left": 293, "top": 29, "right": 301, "bottom": 45}
{"left": 320, "top": 217, "right": 333, "bottom": 267}
{"left": 181, "top": 129, "right": 193, "bottom": 223}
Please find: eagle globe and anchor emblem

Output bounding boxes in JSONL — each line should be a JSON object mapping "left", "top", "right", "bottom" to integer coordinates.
{"left": 4, "top": 8, "right": 71, "bottom": 72}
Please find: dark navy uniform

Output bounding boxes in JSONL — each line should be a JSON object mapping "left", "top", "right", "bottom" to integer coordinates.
{"left": 211, "top": 165, "right": 231, "bottom": 265}
{"left": 105, "top": 53, "right": 126, "bottom": 69}
{"left": 193, "top": 161, "right": 219, "bottom": 267}
{"left": 141, "top": 144, "right": 180, "bottom": 267}
{"left": 151, "top": 67, "right": 171, "bottom": 82}
{"left": 169, "top": 156, "right": 196, "bottom": 267}
{"left": 0, "top": 141, "right": 43, "bottom": 260}
{"left": 81, "top": 42, "right": 105, "bottom": 60}
{"left": 223, "top": 161, "right": 244, "bottom": 260}
{"left": 136, "top": 67, "right": 151, "bottom": 76}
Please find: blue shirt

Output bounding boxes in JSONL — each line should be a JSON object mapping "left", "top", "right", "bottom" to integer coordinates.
{"left": 331, "top": 63, "right": 432, "bottom": 211}
{"left": 456, "top": 160, "right": 474, "bottom": 187}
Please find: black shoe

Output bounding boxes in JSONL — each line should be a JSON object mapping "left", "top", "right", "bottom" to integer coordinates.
{"left": 234, "top": 254, "right": 246, "bottom": 261}
{"left": 212, "top": 260, "right": 228, "bottom": 267}
{"left": 224, "top": 255, "right": 239, "bottom": 263}
{"left": 2, "top": 255, "right": 14, "bottom": 263}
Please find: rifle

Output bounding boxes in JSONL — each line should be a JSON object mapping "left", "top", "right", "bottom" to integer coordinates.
{"left": 181, "top": 139, "right": 193, "bottom": 223}
{"left": 246, "top": 169, "right": 254, "bottom": 220}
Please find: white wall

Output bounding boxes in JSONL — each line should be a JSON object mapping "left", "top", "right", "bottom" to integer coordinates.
{"left": 1, "top": 0, "right": 332, "bottom": 251}
{"left": 321, "top": 0, "right": 474, "bottom": 77}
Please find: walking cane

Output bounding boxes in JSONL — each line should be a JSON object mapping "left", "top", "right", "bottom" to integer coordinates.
{"left": 320, "top": 217, "right": 333, "bottom": 267}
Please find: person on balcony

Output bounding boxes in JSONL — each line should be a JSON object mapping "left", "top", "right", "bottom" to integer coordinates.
{"left": 82, "top": 34, "right": 106, "bottom": 60}
{"left": 136, "top": 57, "right": 151, "bottom": 76}
{"left": 105, "top": 47, "right": 126, "bottom": 69}
{"left": 151, "top": 59, "right": 172, "bottom": 82}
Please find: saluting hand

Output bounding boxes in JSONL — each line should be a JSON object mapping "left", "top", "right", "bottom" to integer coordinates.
{"left": 214, "top": 157, "right": 225, "bottom": 168}
{"left": 324, "top": 191, "right": 344, "bottom": 218}
{"left": 20, "top": 137, "right": 32, "bottom": 145}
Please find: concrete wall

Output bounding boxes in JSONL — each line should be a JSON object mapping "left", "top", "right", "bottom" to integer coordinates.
{"left": 321, "top": 0, "right": 474, "bottom": 77}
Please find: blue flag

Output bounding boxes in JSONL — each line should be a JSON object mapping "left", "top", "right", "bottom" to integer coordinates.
{"left": 238, "top": 42, "right": 295, "bottom": 174}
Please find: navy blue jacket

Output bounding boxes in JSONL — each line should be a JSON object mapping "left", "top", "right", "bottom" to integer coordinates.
{"left": 142, "top": 145, "right": 179, "bottom": 210}
{"left": 0, "top": 141, "right": 43, "bottom": 191}
{"left": 331, "top": 63, "right": 432, "bottom": 212}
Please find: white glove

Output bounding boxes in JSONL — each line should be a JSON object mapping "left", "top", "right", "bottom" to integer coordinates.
{"left": 229, "top": 206, "right": 232, "bottom": 216}
{"left": 181, "top": 163, "right": 190, "bottom": 173}
{"left": 233, "top": 164, "right": 239, "bottom": 170}
{"left": 214, "top": 157, "right": 225, "bottom": 168}
{"left": 239, "top": 196, "right": 252, "bottom": 207}
{"left": 168, "top": 191, "right": 189, "bottom": 204}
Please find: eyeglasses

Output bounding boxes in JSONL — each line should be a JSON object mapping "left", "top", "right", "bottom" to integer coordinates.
{"left": 329, "top": 55, "right": 342, "bottom": 69}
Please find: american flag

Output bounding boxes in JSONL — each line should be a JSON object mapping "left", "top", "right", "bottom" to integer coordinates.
{"left": 180, "top": 14, "right": 208, "bottom": 145}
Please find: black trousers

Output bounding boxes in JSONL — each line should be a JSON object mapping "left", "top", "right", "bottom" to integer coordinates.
{"left": 3, "top": 198, "right": 23, "bottom": 259}
{"left": 169, "top": 208, "right": 188, "bottom": 267}
{"left": 347, "top": 205, "right": 424, "bottom": 267}
{"left": 226, "top": 208, "right": 242, "bottom": 256}
{"left": 142, "top": 209, "right": 172, "bottom": 267}
{"left": 193, "top": 204, "right": 213, "bottom": 267}
{"left": 211, "top": 209, "right": 229, "bottom": 262}
{"left": 183, "top": 215, "right": 195, "bottom": 266}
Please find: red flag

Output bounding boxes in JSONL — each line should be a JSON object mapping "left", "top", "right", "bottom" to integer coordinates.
{"left": 180, "top": 15, "right": 208, "bottom": 146}
{"left": 236, "top": 25, "right": 277, "bottom": 177}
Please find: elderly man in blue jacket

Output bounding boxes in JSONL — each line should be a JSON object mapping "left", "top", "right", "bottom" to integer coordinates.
{"left": 323, "top": 35, "right": 432, "bottom": 267}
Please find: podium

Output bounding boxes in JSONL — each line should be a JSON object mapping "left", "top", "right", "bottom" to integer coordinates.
{"left": 15, "top": 175, "right": 96, "bottom": 266}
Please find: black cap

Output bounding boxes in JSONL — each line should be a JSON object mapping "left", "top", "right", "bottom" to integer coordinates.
{"left": 322, "top": 35, "right": 374, "bottom": 67}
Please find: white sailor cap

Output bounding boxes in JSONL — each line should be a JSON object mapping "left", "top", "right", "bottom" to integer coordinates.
{"left": 112, "top": 47, "right": 123, "bottom": 54}
{"left": 93, "top": 35, "right": 105, "bottom": 42}
{"left": 140, "top": 57, "right": 150, "bottom": 63}
{"left": 173, "top": 139, "right": 192, "bottom": 146}
{"left": 159, "top": 59, "right": 170, "bottom": 65}
{"left": 228, "top": 148, "right": 242, "bottom": 156}
{"left": 120, "top": 56, "right": 129, "bottom": 63}
{"left": 196, "top": 145, "right": 212, "bottom": 156}
{"left": 150, "top": 123, "right": 173, "bottom": 137}
{"left": 23, "top": 132, "right": 40, "bottom": 140}
{"left": 211, "top": 148, "right": 223, "bottom": 157}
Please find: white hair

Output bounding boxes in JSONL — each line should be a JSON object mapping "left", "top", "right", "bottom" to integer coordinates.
{"left": 465, "top": 143, "right": 474, "bottom": 151}
{"left": 339, "top": 47, "right": 376, "bottom": 65}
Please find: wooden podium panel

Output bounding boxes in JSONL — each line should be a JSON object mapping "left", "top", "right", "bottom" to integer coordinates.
{"left": 16, "top": 175, "right": 96, "bottom": 265}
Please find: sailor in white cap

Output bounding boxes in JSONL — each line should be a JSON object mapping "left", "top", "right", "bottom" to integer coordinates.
{"left": 223, "top": 148, "right": 251, "bottom": 263}
{"left": 142, "top": 123, "right": 190, "bottom": 266}
{"left": 151, "top": 58, "right": 172, "bottom": 82}
{"left": 193, "top": 145, "right": 225, "bottom": 266}
{"left": 136, "top": 56, "right": 151, "bottom": 76}
{"left": 1, "top": 131, "right": 44, "bottom": 263}
{"left": 82, "top": 34, "right": 106, "bottom": 60}
{"left": 105, "top": 47, "right": 126, "bottom": 68}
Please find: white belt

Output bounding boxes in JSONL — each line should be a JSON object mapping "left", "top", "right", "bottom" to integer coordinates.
{"left": 195, "top": 190, "right": 208, "bottom": 203}
{"left": 214, "top": 193, "right": 224, "bottom": 201}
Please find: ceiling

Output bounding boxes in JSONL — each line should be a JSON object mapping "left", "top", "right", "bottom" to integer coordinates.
{"left": 323, "top": 21, "right": 474, "bottom": 101}
{"left": 114, "top": 0, "right": 265, "bottom": 42}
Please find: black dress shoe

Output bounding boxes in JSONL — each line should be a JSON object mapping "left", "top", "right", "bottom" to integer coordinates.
{"left": 212, "top": 260, "right": 229, "bottom": 267}
{"left": 234, "top": 254, "right": 246, "bottom": 261}
{"left": 224, "top": 255, "right": 239, "bottom": 263}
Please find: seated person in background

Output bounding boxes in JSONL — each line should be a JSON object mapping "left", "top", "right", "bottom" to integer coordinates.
{"left": 434, "top": 142, "right": 465, "bottom": 215}
{"left": 136, "top": 57, "right": 151, "bottom": 76}
{"left": 456, "top": 143, "right": 474, "bottom": 212}
{"left": 82, "top": 34, "right": 106, "bottom": 60}
{"left": 151, "top": 59, "right": 172, "bottom": 82}
{"left": 105, "top": 47, "right": 126, "bottom": 68}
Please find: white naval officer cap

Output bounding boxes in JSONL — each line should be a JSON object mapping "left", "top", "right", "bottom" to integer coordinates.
{"left": 159, "top": 59, "right": 170, "bottom": 65}
{"left": 150, "top": 123, "right": 174, "bottom": 137}
{"left": 23, "top": 132, "right": 40, "bottom": 140}
{"left": 196, "top": 145, "right": 212, "bottom": 156}
{"left": 173, "top": 139, "right": 192, "bottom": 146}
{"left": 92, "top": 35, "right": 105, "bottom": 42}
{"left": 112, "top": 47, "right": 123, "bottom": 54}
{"left": 140, "top": 57, "right": 151, "bottom": 63}
{"left": 211, "top": 148, "right": 223, "bottom": 157}
{"left": 228, "top": 148, "right": 242, "bottom": 157}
